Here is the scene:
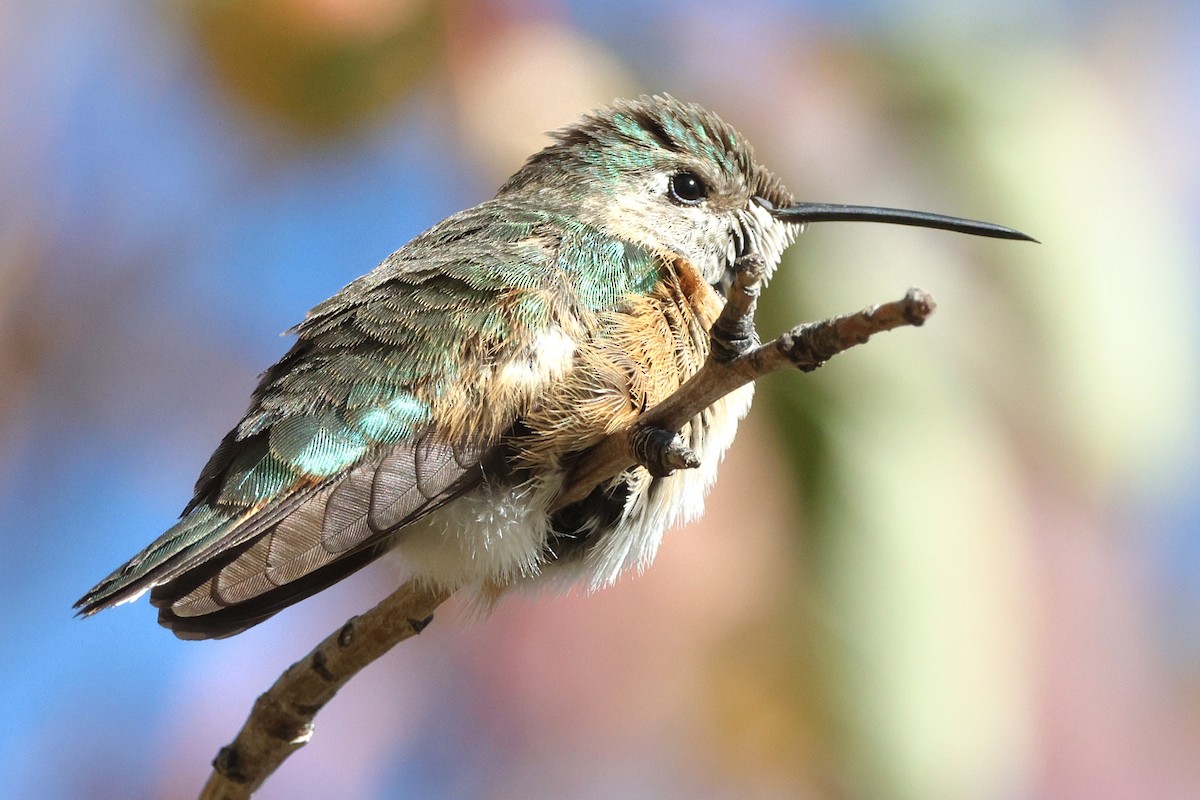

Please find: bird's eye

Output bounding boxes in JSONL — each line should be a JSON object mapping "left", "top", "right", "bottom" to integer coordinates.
{"left": 668, "top": 171, "right": 708, "bottom": 205}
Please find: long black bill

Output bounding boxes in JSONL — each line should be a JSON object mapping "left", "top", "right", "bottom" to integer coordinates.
{"left": 755, "top": 197, "right": 1037, "bottom": 242}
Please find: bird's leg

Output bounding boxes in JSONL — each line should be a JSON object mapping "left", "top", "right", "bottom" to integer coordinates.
{"left": 625, "top": 253, "right": 766, "bottom": 478}
{"left": 557, "top": 267, "right": 934, "bottom": 508}
{"left": 709, "top": 253, "right": 765, "bottom": 362}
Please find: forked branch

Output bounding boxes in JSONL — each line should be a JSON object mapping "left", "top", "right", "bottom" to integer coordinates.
{"left": 196, "top": 253, "right": 936, "bottom": 799}
{"left": 554, "top": 255, "right": 936, "bottom": 509}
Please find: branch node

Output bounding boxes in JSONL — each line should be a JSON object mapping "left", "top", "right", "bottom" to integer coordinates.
{"left": 775, "top": 329, "right": 826, "bottom": 373}
{"left": 337, "top": 618, "right": 357, "bottom": 648}
{"left": 408, "top": 614, "right": 434, "bottom": 634}
{"left": 213, "top": 746, "right": 249, "bottom": 784}
{"left": 629, "top": 424, "right": 700, "bottom": 477}
{"left": 310, "top": 650, "right": 336, "bottom": 683}
{"left": 289, "top": 723, "right": 314, "bottom": 746}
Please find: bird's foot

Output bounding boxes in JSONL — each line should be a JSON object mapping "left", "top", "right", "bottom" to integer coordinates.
{"left": 710, "top": 253, "right": 765, "bottom": 362}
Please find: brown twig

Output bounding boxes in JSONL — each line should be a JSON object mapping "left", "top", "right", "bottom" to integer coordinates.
{"left": 197, "top": 582, "right": 451, "bottom": 800}
{"left": 554, "top": 257, "right": 936, "bottom": 510}
{"left": 195, "top": 255, "right": 936, "bottom": 798}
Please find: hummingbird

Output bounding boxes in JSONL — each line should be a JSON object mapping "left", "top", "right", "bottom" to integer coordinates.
{"left": 75, "top": 95, "right": 1031, "bottom": 639}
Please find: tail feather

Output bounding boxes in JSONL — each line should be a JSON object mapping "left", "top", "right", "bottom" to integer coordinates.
{"left": 76, "top": 438, "right": 493, "bottom": 638}
{"left": 72, "top": 486, "right": 322, "bottom": 617}
{"left": 151, "top": 542, "right": 384, "bottom": 639}
{"left": 73, "top": 507, "right": 237, "bottom": 615}
{"left": 148, "top": 446, "right": 488, "bottom": 638}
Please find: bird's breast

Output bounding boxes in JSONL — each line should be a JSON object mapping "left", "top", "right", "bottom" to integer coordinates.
{"left": 505, "top": 250, "right": 753, "bottom": 587}
{"left": 511, "top": 250, "right": 725, "bottom": 469}
{"left": 383, "top": 251, "right": 752, "bottom": 603}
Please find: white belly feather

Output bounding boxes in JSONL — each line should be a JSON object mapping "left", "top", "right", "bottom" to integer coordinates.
{"left": 387, "top": 383, "right": 754, "bottom": 600}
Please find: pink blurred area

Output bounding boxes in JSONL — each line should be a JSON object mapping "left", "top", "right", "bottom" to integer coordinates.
{"left": 2, "top": 1, "right": 1199, "bottom": 798}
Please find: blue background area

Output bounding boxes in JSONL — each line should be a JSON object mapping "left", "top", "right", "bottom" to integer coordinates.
{"left": 2, "top": 1, "right": 1199, "bottom": 798}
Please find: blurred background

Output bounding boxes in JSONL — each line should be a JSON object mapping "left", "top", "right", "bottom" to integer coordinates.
{"left": 2, "top": 1, "right": 1198, "bottom": 798}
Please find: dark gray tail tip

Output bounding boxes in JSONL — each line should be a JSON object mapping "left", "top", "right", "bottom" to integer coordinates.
{"left": 73, "top": 593, "right": 97, "bottom": 617}
{"left": 73, "top": 579, "right": 138, "bottom": 618}
{"left": 753, "top": 197, "right": 1038, "bottom": 243}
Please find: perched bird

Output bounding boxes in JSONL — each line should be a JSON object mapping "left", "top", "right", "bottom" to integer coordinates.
{"left": 76, "top": 95, "right": 1031, "bottom": 639}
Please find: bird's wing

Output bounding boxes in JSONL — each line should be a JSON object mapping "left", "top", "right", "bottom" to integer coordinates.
{"left": 149, "top": 436, "right": 492, "bottom": 638}
{"left": 75, "top": 202, "right": 666, "bottom": 638}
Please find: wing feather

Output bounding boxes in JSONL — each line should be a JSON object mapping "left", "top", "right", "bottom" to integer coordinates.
{"left": 76, "top": 199, "right": 665, "bottom": 638}
{"left": 148, "top": 439, "right": 492, "bottom": 637}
